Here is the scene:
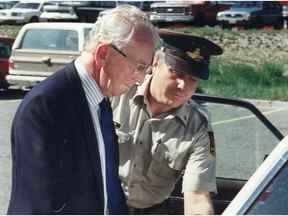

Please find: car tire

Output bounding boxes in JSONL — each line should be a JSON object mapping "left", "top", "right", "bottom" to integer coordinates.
{"left": 194, "top": 13, "right": 205, "bottom": 27}
{"left": 0, "top": 81, "right": 9, "bottom": 90}
{"left": 30, "top": 16, "right": 39, "bottom": 23}
{"left": 274, "top": 18, "right": 283, "bottom": 30}
{"left": 220, "top": 22, "right": 230, "bottom": 29}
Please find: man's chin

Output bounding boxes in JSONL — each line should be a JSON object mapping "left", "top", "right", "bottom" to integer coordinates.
{"left": 115, "top": 86, "right": 131, "bottom": 96}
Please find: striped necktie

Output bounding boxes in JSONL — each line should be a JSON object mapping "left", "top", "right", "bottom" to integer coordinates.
{"left": 99, "top": 98, "right": 127, "bottom": 214}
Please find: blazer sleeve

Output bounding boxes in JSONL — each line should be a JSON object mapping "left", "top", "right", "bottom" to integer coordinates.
{"left": 9, "top": 93, "right": 68, "bottom": 214}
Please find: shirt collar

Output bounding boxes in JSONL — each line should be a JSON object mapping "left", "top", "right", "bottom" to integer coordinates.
{"left": 75, "top": 58, "right": 104, "bottom": 106}
{"left": 133, "top": 74, "right": 189, "bottom": 126}
{"left": 133, "top": 75, "right": 151, "bottom": 106}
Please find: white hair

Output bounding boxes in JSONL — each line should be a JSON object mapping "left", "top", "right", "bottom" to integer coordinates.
{"left": 84, "top": 4, "right": 159, "bottom": 52}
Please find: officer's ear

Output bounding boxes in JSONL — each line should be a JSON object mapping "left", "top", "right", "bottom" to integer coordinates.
{"left": 152, "top": 51, "right": 161, "bottom": 68}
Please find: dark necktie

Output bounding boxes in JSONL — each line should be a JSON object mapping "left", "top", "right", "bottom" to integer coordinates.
{"left": 99, "top": 98, "right": 127, "bottom": 214}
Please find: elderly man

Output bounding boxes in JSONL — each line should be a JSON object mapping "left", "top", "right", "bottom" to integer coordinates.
{"left": 7, "top": 5, "right": 158, "bottom": 215}
{"left": 112, "top": 30, "right": 223, "bottom": 215}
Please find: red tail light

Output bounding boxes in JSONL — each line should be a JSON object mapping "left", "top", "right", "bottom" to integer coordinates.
{"left": 9, "top": 58, "right": 14, "bottom": 70}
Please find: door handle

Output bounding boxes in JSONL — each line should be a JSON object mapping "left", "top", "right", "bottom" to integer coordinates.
{"left": 42, "top": 56, "right": 52, "bottom": 66}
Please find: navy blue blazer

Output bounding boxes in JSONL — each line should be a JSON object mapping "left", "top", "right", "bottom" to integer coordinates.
{"left": 7, "top": 63, "right": 127, "bottom": 214}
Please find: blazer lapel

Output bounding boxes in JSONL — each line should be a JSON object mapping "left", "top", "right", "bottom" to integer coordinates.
{"left": 64, "top": 63, "right": 104, "bottom": 198}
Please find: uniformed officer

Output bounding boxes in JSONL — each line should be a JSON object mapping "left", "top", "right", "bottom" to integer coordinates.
{"left": 111, "top": 30, "right": 223, "bottom": 215}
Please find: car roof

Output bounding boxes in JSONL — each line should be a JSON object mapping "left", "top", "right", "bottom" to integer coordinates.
{"left": 21, "top": 22, "right": 94, "bottom": 30}
{"left": 0, "top": 0, "right": 18, "bottom": 2}
{"left": 17, "top": 0, "right": 47, "bottom": 2}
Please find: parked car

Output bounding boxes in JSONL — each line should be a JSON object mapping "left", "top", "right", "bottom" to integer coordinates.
{"left": 6, "top": 22, "right": 93, "bottom": 89}
{"left": 0, "top": 0, "right": 53, "bottom": 24}
{"left": 0, "top": 37, "right": 14, "bottom": 89}
{"left": 117, "top": 0, "right": 155, "bottom": 12}
{"left": 163, "top": 94, "right": 286, "bottom": 214}
{"left": 74, "top": 0, "right": 152, "bottom": 23}
{"left": 150, "top": 1, "right": 231, "bottom": 26}
{"left": 40, "top": 2, "right": 78, "bottom": 22}
{"left": 74, "top": 1, "right": 117, "bottom": 22}
{"left": 217, "top": 1, "right": 283, "bottom": 29}
{"left": 0, "top": 0, "right": 19, "bottom": 10}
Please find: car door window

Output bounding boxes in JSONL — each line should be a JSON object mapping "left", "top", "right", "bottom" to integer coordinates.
{"left": 14, "top": 3, "right": 39, "bottom": 9}
{"left": 101, "top": 1, "right": 116, "bottom": 8}
{"left": 0, "top": 42, "right": 11, "bottom": 58}
{"left": 84, "top": 28, "right": 92, "bottom": 40}
{"left": 199, "top": 100, "right": 282, "bottom": 180}
{"left": 245, "top": 160, "right": 288, "bottom": 214}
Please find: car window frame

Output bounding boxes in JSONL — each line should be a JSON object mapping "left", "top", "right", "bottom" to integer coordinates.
{"left": 168, "top": 93, "right": 284, "bottom": 215}
{"left": 192, "top": 94, "right": 284, "bottom": 141}
{"left": 222, "top": 135, "right": 288, "bottom": 215}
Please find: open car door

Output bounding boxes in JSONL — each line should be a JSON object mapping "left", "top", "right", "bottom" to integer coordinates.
{"left": 167, "top": 94, "right": 284, "bottom": 214}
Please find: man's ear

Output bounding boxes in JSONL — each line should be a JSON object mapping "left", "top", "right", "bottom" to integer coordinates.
{"left": 94, "top": 44, "right": 109, "bottom": 66}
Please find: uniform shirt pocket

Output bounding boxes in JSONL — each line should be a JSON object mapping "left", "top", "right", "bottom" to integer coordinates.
{"left": 152, "top": 137, "right": 193, "bottom": 171}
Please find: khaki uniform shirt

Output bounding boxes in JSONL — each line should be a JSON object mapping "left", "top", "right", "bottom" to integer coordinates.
{"left": 111, "top": 77, "right": 216, "bottom": 209}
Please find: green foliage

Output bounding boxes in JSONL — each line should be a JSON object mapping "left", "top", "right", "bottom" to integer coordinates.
{"left": 200, "top": 61, "right": 288, "bottom": 101}
{"left": 171, "top": 26, "right": 240, "bottom": 39}
{"left": 0, "top": 25, "right": 21, "bottom": 38}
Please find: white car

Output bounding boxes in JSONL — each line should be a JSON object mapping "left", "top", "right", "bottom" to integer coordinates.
{"left": 7, "top": 22, "right": 93, "bottom": 88}
{"left": 0, "top": 0, "right": 52, "bottom": 24}
{"left": 217, "top": 1, "right": 283, "bottom": 29}
{"left": 39, "top": 2, "right": 78, "bottom": 22}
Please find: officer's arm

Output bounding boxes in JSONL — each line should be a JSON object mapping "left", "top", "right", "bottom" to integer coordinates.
{"left": 184, "top": 191, "right": 214, "bottom": 215}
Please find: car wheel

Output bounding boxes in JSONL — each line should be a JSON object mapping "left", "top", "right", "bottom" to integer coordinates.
{"left": 154, "top": 22, "right": 167, "bottom": 28}
{"left": 0, "top": 81, "right": 9, "bottom": 90}
{"left": 220, "top": 22, "right": 230, "bottom": 29}
{"left": 194, "top": 13, "right": 205, "bottom": 27}
{"left": 274, "top": 18, "right": 283, "bottom": 30}
{"left": 30, "top": 16, "right": 39, "bottom": 23}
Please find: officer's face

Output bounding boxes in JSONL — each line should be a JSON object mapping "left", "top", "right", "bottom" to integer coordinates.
{"left": 151, "top": 60, "right": 198, "bottom": 108}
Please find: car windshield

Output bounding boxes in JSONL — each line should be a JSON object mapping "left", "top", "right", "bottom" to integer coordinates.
{"left": 20, "top": 29, "right": 79, "bottom": 51}
{"left": 44, "top": 7, "right": 71, "bottom": 13}
{"left": 13, "top": 3, "right": 40, "bottom": 9}
{"left": 117, "top": 1, "right": 143, "bottom": 8}
{"left": 0, "top": 2, "right": 17, "bottom": 9}
{"left": 233, "top": 1, "right": 261, "bottom": 9}
{"left": 0, "top": 42, "right": 11, "bottom": 58}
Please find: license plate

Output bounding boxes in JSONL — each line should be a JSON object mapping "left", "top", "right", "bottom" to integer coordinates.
{"left": 229, "top": 19, "right": 237, "bottom": 24}
{"left": 166, "top": 17, "right": 174, "bottom": 22}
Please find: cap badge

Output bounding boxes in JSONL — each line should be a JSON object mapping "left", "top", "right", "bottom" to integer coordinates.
{"left": 186, "top": 48, "right": 203, "bottom": 61}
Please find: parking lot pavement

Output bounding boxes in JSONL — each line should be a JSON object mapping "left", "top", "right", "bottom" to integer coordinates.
{"left": 0, "top": 95, "right": 21, "bottom": 214}
{"left": 0, "top": 92, "right": 288, "bottom": 213}
{"left": 249, "top": 99, "right": 288, "bottom": 136}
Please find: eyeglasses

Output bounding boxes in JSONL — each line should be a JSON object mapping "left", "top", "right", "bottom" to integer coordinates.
{"left": 110, "top": 44, "right": 152, "bottom": 75}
